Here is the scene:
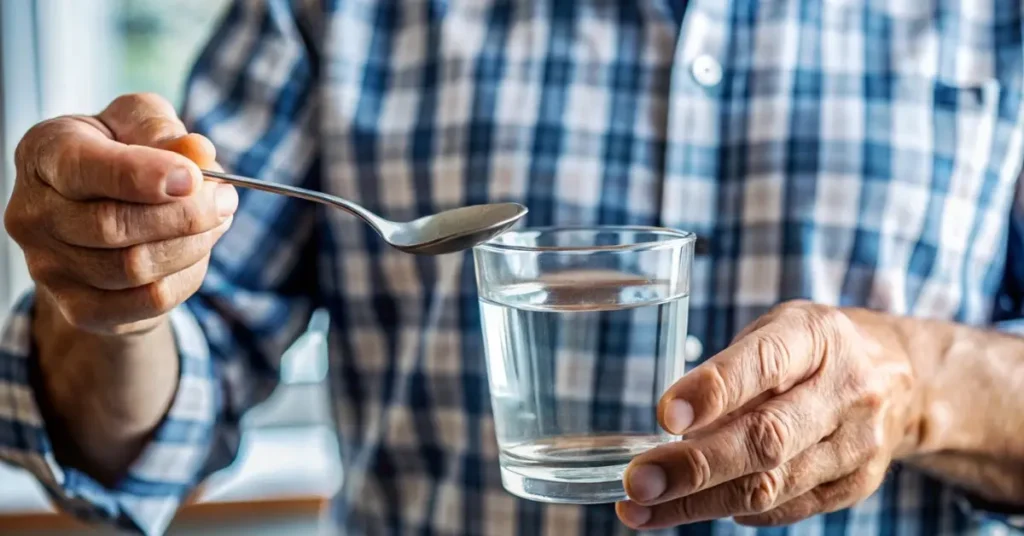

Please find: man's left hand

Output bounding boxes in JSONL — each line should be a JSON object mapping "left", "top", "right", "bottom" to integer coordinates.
{"left": 616, "top": 301, "right": 921, "bottom": 529}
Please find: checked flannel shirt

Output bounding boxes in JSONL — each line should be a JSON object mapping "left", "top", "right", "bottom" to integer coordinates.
{"left": 3, "top": 0, "right": 1024, "bottom": 534}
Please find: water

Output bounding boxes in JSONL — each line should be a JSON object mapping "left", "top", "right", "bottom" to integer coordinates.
{"left": 479, "top": 273, "right": 689, "bottom": 503}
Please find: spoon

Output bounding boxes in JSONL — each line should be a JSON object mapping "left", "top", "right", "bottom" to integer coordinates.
{"left": 202, "top": 169, "right": 527, "bottom": 255}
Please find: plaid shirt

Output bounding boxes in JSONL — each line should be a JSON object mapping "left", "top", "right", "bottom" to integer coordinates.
{"left": 3, "top": 0, "right": 1024, "bottom": 534}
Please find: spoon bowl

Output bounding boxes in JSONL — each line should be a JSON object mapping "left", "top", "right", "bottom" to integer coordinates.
{"left": 387, "top": 203, "right": 529, "bottom": 255}
{"left": 202, "top": 169, "right": 527, "bottom": 255}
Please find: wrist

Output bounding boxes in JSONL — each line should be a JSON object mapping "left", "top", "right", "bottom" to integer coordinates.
{"left": 868, "top": 310, "right": 1024, "bottom": 460}
{"left": 32, "top": 291, "right": 180, "bottom": 482}
{"left": 840, "top": 307, "right": 931, "bottom": 457}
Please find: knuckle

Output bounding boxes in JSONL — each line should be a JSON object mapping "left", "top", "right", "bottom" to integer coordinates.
{"left": 17, "top": 119, "right": 66, "bottom": 167}
{"left": 778, "top": 300, "right": 842, "bottom": 334}
{"left": 3, "top": 185, "right": 46, "bottom": 245}
{"left": 752, "top": 332, "right": 789, "bottom": 385}
{"left": 863, "top": 428, "right": 884, "bottom": 459}
{"left": 94, "top": 202, "right": 130, "bottom": 245}
{"left": 36, "top": 129, "right": 78, "bottom": 182}
{"left": 858, "top": 387, "right": 885, "bottom": 413}
{"left": 13, "top": 128, "right": 33, "bottom": 167}
{"left": 108, "top": 93, "right": 180, "bottom": 136}
{"left": 819, "top": 308, "right": 856, "bottom": 350}
{"left": 843, "top": 370, "right": 887, "bottom": 413}
{"left": 57, "top": 297, "right": 94, "bottom": 331}
{"left": 666, "top": 496, "right": 697, "bottom": 522}
{"left": 744, "top": 471, "right": 783, "bottom": 513}
{"left": 175, "top": 201, "right": 205, "bottom": 236}
{"left": 771, "top": 300, "right": 814, "bottom": 322}
{"left": 120, "top": 245, "right": 155, "bottom": 286}
{"left": 697, "top": 365, "right": 730, "bottom": 419}
{"left": 746, "top": 408, "right": 790, "bottom": 469}
{"left": 817, "top": 306, "right": 850, "bottom": 331}
{"left": 25, "top": 255, "right": 60, "bottom": 287}
{"left": 834, "top": 478, "right": 862, "bottom": 503}
{"left": 111, "top": 92, "right": 168, "bottom": 114}
{"left": 675, "top": 446, "right": 713, "bottom": 494}
{"left": 831, "top": 472, "right": 871, "bottom": 504}
{"left": 3, "top": 203, "right": 27, "bottom": 244}
{"left": 110, "top": 93, "right": 145, "bottom": 110}
{"left": 145, "top": 279, "right": 180, "bottom": 316}
{"left": 846, "top": 423, "right": 884, "bottom": 465}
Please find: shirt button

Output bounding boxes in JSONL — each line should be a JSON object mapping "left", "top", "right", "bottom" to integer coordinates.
{"left": 684, "top": 335, "right": 703, "bottom": 363}
{"left": 691, "top": 55, "right": 723, "bottom": 88}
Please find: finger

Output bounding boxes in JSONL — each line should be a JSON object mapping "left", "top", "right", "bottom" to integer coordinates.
{"left": 734, "top": 461, "right": 888, "bottom": 527}
{"left": 42, "top": 218, "right": 232, "bottom": 291}
{"left": 730, "top": 311, "right": 776, "bottom": 345}
{"left": 683, "top": 391, "right": 773, "bottom": 438}
{"left": 46, "top": 255, "right": 211, "bottom": 335}
{"left": 97, "top": 93, "right": 187, "bottom": 145}
{"left": 46, "top": 181, "right": 238, "bottom": 248}
{"left": 624, "top": 382, "right": 841, "bottom": 506}
{"left": 617, "top": 422, "right": 875, "bottom": 529}
{"left": 26, "top": 116, "right": 202, "bottom": 203}
{"left": 658, "top": 304, "right": 842, "bottom": 435}
{"left": 158, "top": 133, "right": 220, "bottom": 170}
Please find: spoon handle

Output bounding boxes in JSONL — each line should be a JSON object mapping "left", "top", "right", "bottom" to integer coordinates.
{"left": 201, "top": 169, "right": 387, "bottom": 228}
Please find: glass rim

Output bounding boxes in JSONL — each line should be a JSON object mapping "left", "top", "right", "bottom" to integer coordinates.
{"left": 474, "top": 225, "right": 697, "bottom": 254}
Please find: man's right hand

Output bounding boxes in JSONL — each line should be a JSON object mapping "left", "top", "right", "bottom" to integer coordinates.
{"left": 5, "top": 93, "right": 238, "bottom": 335}
{"left": 2, "top": 93, "right": 237, "bottom": 484}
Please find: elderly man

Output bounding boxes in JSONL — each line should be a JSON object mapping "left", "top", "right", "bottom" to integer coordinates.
{"left": 2, "top": 0, "right": 1023, "bottom": 534}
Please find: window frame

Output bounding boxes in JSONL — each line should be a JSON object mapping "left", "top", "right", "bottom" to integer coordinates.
{"left": 0, "top": 0, "right": 42, "bottom": 315}
{"left": 0, "top": 0, "right": 119, "bottom": 315}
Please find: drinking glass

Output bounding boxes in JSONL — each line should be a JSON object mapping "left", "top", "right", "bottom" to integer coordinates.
{"left": 473, "top": 226, "right": 695, "bottom": 504}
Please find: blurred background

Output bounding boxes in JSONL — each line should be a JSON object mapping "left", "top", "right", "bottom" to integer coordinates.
{"left": 0, "top": 1, "right": 341, "bottom": 534}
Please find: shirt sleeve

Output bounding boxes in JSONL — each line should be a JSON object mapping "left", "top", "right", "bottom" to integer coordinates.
{"left": 0, "top": 0, "right": 322, "bottom": 534}
{"left": 0, "top": 293, "right": 218, "bottom": 533}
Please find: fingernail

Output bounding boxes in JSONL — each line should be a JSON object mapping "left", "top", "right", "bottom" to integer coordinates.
{"left": 625, "top": 464, "right": 667, "bottom": 502}
{"left": 664, "top": 399, "right": 694, "bottom": 434}
{"left": 215, "top": 184, "right": 239, "bottom": 218}
{"left": 164, "top": 168, "right": 195, "bottom": 197}
{"left": 618, "top": 501, "right": 652, "bottom": 527}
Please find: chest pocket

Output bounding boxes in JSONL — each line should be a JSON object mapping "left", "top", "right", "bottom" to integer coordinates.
{"left": 813, "top": 0, "right": 1024, "bottom": 318}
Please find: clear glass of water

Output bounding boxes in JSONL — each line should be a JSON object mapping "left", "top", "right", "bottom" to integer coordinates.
{"left": 473, "top": 226, "right": 695, "bottom": 504}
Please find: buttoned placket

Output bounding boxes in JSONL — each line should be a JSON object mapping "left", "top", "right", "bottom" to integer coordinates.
{"left": 660, "top": 0, "right": 732, "bottom": 368}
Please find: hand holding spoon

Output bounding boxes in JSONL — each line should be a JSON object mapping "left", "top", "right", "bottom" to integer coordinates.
{"left": 202, "top": 169, "right": 527, "bottom": 255}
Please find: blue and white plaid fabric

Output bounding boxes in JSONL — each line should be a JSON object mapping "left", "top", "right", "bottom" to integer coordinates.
{"left": 3, "top": 0, "right": 1024, "bottom": 534}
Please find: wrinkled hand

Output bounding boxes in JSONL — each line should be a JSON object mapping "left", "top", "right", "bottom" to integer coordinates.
{"left": 4, "top": 93, "right": 237, "bottom": 335}
{"left": 617, "top": 301, "right": 919, "bottom": 529}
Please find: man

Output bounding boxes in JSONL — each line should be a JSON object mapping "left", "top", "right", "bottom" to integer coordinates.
{"left": 2, "top": 0, "right": 1023, "bottom": 534}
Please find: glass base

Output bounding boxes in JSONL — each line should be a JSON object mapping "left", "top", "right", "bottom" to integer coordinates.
{"left": 499, "top": 464, "right": 628, "bottom": 504}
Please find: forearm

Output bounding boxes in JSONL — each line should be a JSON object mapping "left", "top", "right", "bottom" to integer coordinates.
{"left": 864, "top": 309, "right": 1024, "bottom": 504}
{"left": 33, "top": 291, "right": 180, "bottom": 486}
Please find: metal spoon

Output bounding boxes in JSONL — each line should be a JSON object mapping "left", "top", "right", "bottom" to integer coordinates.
{"left": 202, "top": 169, "right": 527, "bottom": 255}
